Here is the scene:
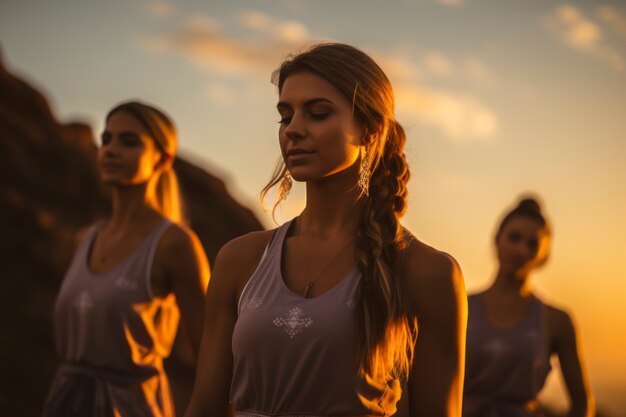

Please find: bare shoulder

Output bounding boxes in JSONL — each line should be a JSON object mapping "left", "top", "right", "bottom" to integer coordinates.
{"left": 401, "top": 236, "right": 465, "bottom": 315}
{"left": 214, "top": 229, "right": 274, "bottom": 269}
{"left": 210, "top": 229, "right": 275, "bottom": 295}
{"left": 543, "top": 302, "right": 577, "bottom": 341}
{"left": 158, "top": 222, "right": 201, "bottom": 252}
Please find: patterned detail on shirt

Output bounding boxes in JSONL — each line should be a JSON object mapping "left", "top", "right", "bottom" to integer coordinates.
{"left": 273, "top": 307, "right": 314, "bottom": 338}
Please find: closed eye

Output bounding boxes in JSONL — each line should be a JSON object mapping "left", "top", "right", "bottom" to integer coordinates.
{"left": 100, "top": 132, "right": 112, "bottom": 146}
{"left": 310, "top": 112, "right": 331, "bottom": 121}
{"left": 278, "top": 115, "right": 293, "bottom": 125}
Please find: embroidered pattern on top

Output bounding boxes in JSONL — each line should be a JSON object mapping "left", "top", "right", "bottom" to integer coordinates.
{"left": 115, "top": 275, "right": 138, "bottom": 290}
{"left": 483, "top": 337, "right": 509, "bottom": 356}
{"left": 273, "top": 307, "right": 314, "bottom": 338}
{"left": 242, "top": 297, "right": 264, "bottom": 310}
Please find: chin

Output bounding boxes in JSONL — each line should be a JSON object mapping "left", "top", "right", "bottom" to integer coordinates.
{"left": 100, "top": 175, "right": 129, "bottom": 186}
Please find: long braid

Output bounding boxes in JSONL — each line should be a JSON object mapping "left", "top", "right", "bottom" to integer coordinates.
{"left": 355, "top": 120, "right": 416, "bottom": 379}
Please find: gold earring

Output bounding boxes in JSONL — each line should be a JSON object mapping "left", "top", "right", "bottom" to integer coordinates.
{"left": 358, "top": 150, "right": 370, "bottom": 197}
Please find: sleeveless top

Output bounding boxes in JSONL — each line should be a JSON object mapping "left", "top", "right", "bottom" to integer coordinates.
{"left": 231, "top": 219, "right": 401, "bottom": 417}
{"left": 463, "top": 292, "right": 552, "bottom": 417}
{"left": 44, "top": 218, "right": 179, "bottom": 417}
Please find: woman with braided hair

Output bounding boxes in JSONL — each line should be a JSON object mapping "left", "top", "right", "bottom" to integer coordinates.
{"left": 462, "top": 196, "right": 594, "bottom": 416}
{"left": 185, "top": 43, "right": 467, "bottom": 417}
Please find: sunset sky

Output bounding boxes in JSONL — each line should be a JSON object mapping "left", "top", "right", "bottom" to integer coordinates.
{"left": 1, "top": 0, "right": 625, "bottom": 414}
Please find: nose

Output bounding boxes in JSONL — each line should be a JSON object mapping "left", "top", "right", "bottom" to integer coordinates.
{"left": 284, "top": 112, "right": 305, "bottom": 141}
{"left": 514, "top": 242, "right": 533, "bottom": 262}
{"left": 100, "top": 138, "right": 120, "bottom": 158}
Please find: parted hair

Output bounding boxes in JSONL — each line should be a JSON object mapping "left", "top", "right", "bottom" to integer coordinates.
{"left": 262, "top": 43, "right": 417, "bottom": 379}
{"left": 106, "top": 101, "right": 185, "bottom": 224}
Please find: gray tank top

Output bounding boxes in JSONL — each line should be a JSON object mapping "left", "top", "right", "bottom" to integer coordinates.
{"left": 46, "top": 218, "right": 178, "bottom": 416}
{"left": 231, "top": 219, "right": 401, "bottom": 417}
{"left": 463, "top": 293, "right": 552, "bottom": 417}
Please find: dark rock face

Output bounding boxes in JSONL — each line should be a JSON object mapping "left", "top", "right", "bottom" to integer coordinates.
{"left": 0, "top": 52, "right": 264, "bottom": 415}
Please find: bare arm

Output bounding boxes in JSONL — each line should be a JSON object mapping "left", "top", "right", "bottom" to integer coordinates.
{"left": 159, "top": 225, "right": 211, "bottom": 356}
{"left": 404, "top": 244, "right": 467, "bottom": 417}
{"left": 549, "top": 308, "right": 595, "bottom": 417}
{"left": 184, "top": 231, "right": 271, "bottom": 417}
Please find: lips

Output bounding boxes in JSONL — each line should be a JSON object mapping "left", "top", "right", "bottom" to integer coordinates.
{"left": 287, "top": 148, "right": 315, "bottom": 156}
{"left": 100, "top": 161, "right": 123, "bottom": 171}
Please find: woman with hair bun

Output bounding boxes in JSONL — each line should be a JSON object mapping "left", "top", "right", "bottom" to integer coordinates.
{"left": 185, "top": 42, "right": 467, "bottom": 417}
{"left": 44, "top": 100, "right": 210, "bottom": 417}
{"left": 463, "top": 196, "right": 594, "bottom": 417}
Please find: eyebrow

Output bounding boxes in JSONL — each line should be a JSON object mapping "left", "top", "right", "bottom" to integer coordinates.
{"left": 101, "top": 130, "right": 141, "bottom": 137}
{"left": 276, "top": 97, "right": 335, "bottom": 110}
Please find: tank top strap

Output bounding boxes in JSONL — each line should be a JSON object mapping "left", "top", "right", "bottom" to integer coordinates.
{"left": 143, "top": 218, "right": 174, "bottom": 298}
{"left": 269, "top": 219, "right": 294, "bottom": 253}
{"left": 74, "top": 220, "right": 106, "bottom": 262}
{"left": 237, "top": 219, "right": 295, "bottom": 314}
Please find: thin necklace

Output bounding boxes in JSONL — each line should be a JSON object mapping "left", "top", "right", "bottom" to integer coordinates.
{"left": 295, "top": 230, "right": 354, "bottom": 298}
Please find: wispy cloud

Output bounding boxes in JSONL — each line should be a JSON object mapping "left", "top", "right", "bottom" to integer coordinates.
{"left": 423, "top": 52, "right": 455, "bottom": 77}
{"left": 598, "top": 5, "right": 626, "bottom": 36}
{"left": 138, "top": 9, "right": 496, "bottom": 142}
{"left": 434, "top": 0, "right": 464, "bottom": 7}
{"left": 238, "top": 11, "right": 309, "bottom": 45}
{"left": 463, "top": 58, "right": 496, "bottom": 87}
{"left": 138, "top": 16, "right": 285, "bottom": 78}
{"left": 395, "top": 83, "right": 497, "bottom": 142}
{"left": 206, "top": 82, "right": 235, "bottom": 106}
{"left": 138, "top": 0, "right": 175, "bottom": 19}
{"left": 548, "top": 4, "right": 624, "bottom": 70}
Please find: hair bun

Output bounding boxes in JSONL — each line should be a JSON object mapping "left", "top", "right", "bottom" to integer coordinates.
{"left": 517, "top": 197, "right": 541, "bottom": 214}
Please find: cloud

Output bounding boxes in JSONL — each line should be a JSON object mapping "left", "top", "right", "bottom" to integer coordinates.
{"left": 549, "top": 4, "right": 624, "bottom": 70}
{"left": 206, "top": 82, "right": 236, "bottom": 106}
{"left": 434, "top": 0, "right": 464, "bottom": 7}
{"left": 138, "top": 11, "right": 314, "bottom": 79}
{"left": 238, "top": 11, "right": 310, "bottom": 45}
{"left": 395, "top": 83, "right": 497, "bottom": 142}
{"left": 375, "top": 55, "right": 424, "bottom": 81}
{"left": 598, "top": 5, "right": 626, "bottom": 36}
{"left": 423, "top": 52, "right": 455, "bottom": 77}
{"left": 374, "top": 51, "right": 497, "bottom": 141}
{"left": 140, "top": 0, "right": 175, "bottom": 19}
{"left": 138, "top": 17, "right": 284, "bottom": 78}
{"left": 137, "top": 9, "right": 497, "bottom": 141}
{"left": 463, "top": 58, "right": 496, "bottom": 87}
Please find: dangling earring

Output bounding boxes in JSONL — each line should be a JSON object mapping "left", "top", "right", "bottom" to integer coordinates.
{"left": 358, "top": 149, "right": 370, "bottom": 197}
{"left": 279, "top": 170, "right": 293, "bottom": 201}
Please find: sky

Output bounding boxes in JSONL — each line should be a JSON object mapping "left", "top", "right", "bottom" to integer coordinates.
{"left": 1, "top": 0, "right": 625, "bottom": 413}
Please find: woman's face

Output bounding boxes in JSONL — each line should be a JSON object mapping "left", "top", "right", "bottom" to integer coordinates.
{"left": 496, "top": 216, "right": 550, "bottom": 277}
{"left": 98, "top": 111, "right": 163, "bottom": 185}
{"left": 277, "top": 71, "right": 364, "bottom": 182}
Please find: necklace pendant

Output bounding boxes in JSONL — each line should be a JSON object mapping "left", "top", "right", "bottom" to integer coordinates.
{"left": 302, "top": 282, "right": 314, "bottom": 298}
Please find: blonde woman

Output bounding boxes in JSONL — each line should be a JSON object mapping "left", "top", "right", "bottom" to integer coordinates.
{"left": 44, "top": 101, "right": 210, "bottom": 417}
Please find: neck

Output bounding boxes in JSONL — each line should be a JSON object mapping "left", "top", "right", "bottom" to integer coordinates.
{"left": 108, "top": 181, "right": 161, "bottom": 231}
{"left": 299, "top": 166, "right": 362, "bottom": 238}
{"left": 490, "top": 268, "right": 533, "bottom": 297}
